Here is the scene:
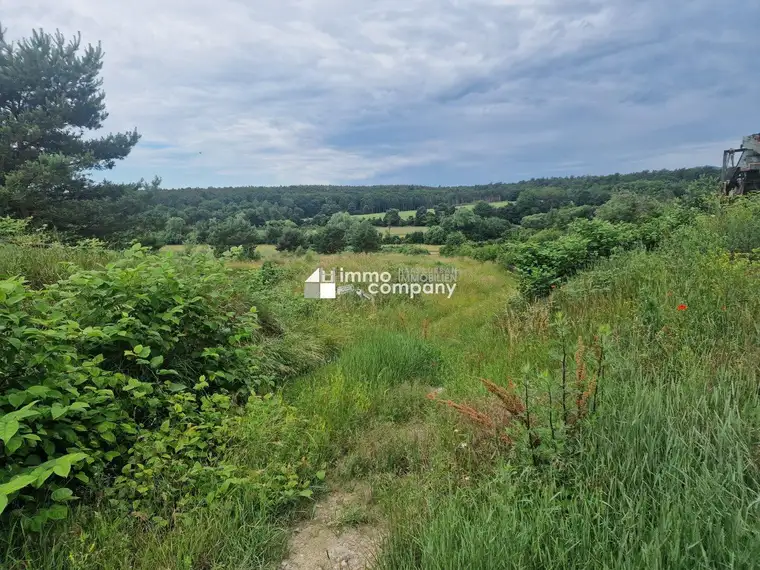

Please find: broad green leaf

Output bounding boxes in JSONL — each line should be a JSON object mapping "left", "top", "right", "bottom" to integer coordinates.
{"left": 63, "top": 452, "right": 88, "bottom": 464}
{"left": 51, "top": 488, "right": 74, "bottom": 502}
{"left": 6, "top": 435, "right": 23, "bottom": 454}
{"left": 0, "top": 494, "right": 7, "bottom": 515}
{"left": 50, "top": 403, "right": 67, "bottom": 420}
{"left": 33, "top": 468, "right": 55, "bottom": 487}
{"left": 53, "top": 459, "right": 71, "bottom": 478}
{"left": 7, "top": 392, "right": 26, "bottom": 408}
{"left": 123, "top": 378, "right": 143, "bottom": 391}
{"left": 0, "top": 419, "right": 20, "bottom": 444}
{"left": 0, "top": 473, "right": 37, "bottom": 495}
{"left": 46, "top": 504, "right": 68, "bottom": 520}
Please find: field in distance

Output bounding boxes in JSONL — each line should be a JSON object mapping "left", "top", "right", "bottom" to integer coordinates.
{"left": 351, "top": 200, "right": 511, "bottom": 221}
{"left": 161, "top": 243, "right": 440, "bottom": 258}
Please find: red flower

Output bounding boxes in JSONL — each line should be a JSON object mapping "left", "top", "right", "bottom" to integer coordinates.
{"left": 677, "top": 304, "right": 687, "bottom": 311}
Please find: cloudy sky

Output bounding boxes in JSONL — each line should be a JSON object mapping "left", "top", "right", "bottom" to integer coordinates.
{"left": 4, "top": 0, "right": 758, "bottom": 188}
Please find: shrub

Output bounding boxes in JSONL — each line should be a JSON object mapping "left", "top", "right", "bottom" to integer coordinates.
{"left": 312, "top": 226, "right": 346, "bottom": 254}
{"left": 346, "top": 221, "right": 381, "bottom": 252}
{"left": 424, "top": 225, "right": 447, "bottom": 245}
{"left": 404, "top": 232, "right": 425, "bottom": 245}
{"left": 381, "top": 245, "right": 430, "bottom": 255}
{"left": 0, "top": 246, "right": 285, "bottom": 530}
{"left": 277, "top": 229, "right": 306, "bottom": 252}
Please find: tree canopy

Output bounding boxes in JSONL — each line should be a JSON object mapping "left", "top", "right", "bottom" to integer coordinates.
{"left": 0, "top": 25, "right": 139, "bottom": 233}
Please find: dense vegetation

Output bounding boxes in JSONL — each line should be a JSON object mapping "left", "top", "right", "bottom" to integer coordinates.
{"left": 2, "top": 22, "right": 760, "bottom": 570}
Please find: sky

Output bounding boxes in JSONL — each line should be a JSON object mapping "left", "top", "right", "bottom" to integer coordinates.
{"left": 4, "top": 0, "right": 759, "bottom": 188}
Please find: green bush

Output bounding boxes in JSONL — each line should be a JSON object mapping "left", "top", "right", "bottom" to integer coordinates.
{"left": 501, "top": 213, "right": 692, "bottom": 297}
{"left": 705, "top": 194, "right": 760, "bottom": 254}
{"left": 0, "top": 246, "right": 286, "bottom": 530}
{"left": 381, "top": 245, "right": 430, "bottom": 255}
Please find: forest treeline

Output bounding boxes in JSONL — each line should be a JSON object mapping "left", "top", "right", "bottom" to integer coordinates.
{"left": 147, "top": 166, "right": 716, "bottom": 223}
{"left": 0, "top": 24, "right": 719, "bottom": 249}
{"left": 0, "top": 165, "right": 719, "bottom": 245}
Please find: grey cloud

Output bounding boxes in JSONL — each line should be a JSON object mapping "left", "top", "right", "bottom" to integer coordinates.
{"left": 3, "top": 0, "right": 758, "bottom": 186}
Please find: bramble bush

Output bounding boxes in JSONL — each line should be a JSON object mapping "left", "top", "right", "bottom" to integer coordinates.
{"left": 0, "top": 245, "right": 312, "bottom": 531}
{"left": 500, "top": 209, "right": 693, "bottom": 297}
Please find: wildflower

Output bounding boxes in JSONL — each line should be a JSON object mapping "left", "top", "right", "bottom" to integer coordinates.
{"left": 551, "top": 284, "right": 556, "bottom": 289}
{"left": 721, "top": 306, "right": 727, "bottom": 311}
{"left": 677, "top": 304, "right": 687, "bottom": 311}
{"left": 667, "top": 291, "right": 673, "bottom": 297}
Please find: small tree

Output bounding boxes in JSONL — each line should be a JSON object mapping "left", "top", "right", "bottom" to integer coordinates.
{"left": 164, "top": 216, "right": 186, "bottom": 245}
{"left": 207, "top": 214, "right": 258, "bottom": 256}
{"left": 383, "top": 209, "right": 401, "bottom": 227}
{"left": 424, "top": 225, "right": 447, "bottom": 245}
{"left": 414, "top": 206, "right": 428, "bottom": 226}
{"left": 472, "top": 201, "right": 495, "bottom": 218}
{"left": 405, "top": 231, "right": 425, "bottom": 244}
{"left": 445, "top": 231, "right": 466, "bottom": 247}
{"left": 313, "top": 225, "right": 346, "bottom": 254}
{"left": 277, "top": 228, "right": 306, "bottom": 252}
{"left": 347, "top": 220, "right": 380, "bottom": 252}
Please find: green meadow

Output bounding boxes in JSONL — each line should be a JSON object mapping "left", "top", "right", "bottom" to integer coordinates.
{"left": 4, "top": 198, "right": 760, "bottom": 569}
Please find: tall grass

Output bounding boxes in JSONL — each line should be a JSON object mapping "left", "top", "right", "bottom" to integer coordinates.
{"left": 5, "top": 199, "right": 758, "bottom": 568}
{"left": 0, "top": 244, "right": 113, "bottom": 288}
{"left": 376, "top": 209, "right": 760, "bottom": 569}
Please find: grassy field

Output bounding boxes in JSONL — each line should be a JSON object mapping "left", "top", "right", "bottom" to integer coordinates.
{"left": 4, "top": 202, "right": 759, "bottom": 569}
{"left": 276, "top": 209, "right": 760, "bottom": 569}
{"left": 163, "top": 242, "right": 435, "bottom": 264}
{"left": 458, "top": 199, "right": 510, "bottom": 210}
{"left": 382, "top": 226, "right": 428, "bottom": 236}
{"left": 228, "top": 211, "right": 759, "bottom": 569}
{"left": 352, "top": 200, "right": 511, "bottom": 221}
{"left": 351, "top": 209, "right": 427, "bottom": 221}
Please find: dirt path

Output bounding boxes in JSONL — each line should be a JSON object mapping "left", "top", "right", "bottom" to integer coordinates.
{"left": 279, "top": 484, "right": 384, "bottom": 570}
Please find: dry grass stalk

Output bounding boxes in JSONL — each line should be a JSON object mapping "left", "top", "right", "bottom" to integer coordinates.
{"left": 480, "top": 378, "right": 526, "bottom": 418}
{"left": 426, "top": 391, "right": 512, "bottom": 444}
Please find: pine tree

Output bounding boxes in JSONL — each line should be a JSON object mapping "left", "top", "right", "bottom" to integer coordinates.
{"left": 0, "top": 25, "right": 140, "bottom": 221}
